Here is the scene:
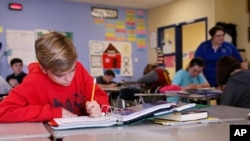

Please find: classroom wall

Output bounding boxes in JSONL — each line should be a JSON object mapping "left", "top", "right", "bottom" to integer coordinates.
{"left": 0, "top": 0, "right": 148, "bottom": 82}
{"left": 147, "top": 0, "right": 215, "bottom": 64}
{"left": 148, "top": 0, "right": 250, "bottom": 64}
{"left": 231, "top": 0, "right": 250, "bottom": 61}
{"left": 215, "top": 0, "right": 250, "bottom": 62}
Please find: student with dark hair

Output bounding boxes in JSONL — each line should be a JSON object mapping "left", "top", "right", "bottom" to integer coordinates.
{"left": 195, "top": 25, "right": 247, "bottom": 87}
{"left": 137, "top": 64, "right": 171, "bottom": 93}
{"left": 142, "top": 63, "right": 158, "bottom": 75}
{"left": 96, "top": 69, "right": 118, "bottom": 88}
{"left": 172, "top": 57, "right": 210, "bottom": 90}
{"left": 6, "top": 58, "right": 27, "bottom": 88}
{"left": 217, "top": 56, "right": 250, "bottom": 108}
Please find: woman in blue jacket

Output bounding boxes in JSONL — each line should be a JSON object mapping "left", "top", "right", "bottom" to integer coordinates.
{"left": 195, "top": 26, "right": 247, "bottom": 87}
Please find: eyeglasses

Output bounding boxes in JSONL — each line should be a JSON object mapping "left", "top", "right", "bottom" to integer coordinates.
{"left": 214, "top": 34, "right": 225, "bottom": 38}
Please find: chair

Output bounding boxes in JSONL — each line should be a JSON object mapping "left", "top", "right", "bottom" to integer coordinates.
{"left": 117, "top": 86, "right": 143, "bottom": 108}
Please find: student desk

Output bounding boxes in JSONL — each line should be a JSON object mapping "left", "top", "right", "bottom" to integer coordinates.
{"left": 102, "top": 87, "right": 122, "bottom": 107}
{"left": 134, "top": 92, "right": 220, "bottom": 105}
{"left": 0, "top": 137, "right": 51, "bottom": 141}
{"left": 102, "top": 87, "right": 122, "bottom": 92}
{"left": 202, "top": 105, "right": 250, "bottom": 119}
{"left": 0, "top": 122, "right": 50, "bottom": 140}
{"left": 47, "top": 105, "right": 250, "bottom": 141}
{"left": 62, "top": 122, "right": 231, "bottom": 141}
{"left": 102, "top": 86, "right": 143, "bottom": 108}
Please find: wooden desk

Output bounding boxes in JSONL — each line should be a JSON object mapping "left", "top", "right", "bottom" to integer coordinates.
{"left": 0, "top": 122, "right": 50, "bottom": 140}
{"left": 47, "top": 105, "right": 250, "bottom": 141}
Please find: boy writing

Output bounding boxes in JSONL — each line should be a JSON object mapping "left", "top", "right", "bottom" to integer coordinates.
{"left": 0, "top": 32, "right": 109, "bottom": 122}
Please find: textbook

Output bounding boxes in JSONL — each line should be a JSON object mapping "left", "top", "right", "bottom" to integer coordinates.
{"left": 49, "top": 102, "right": 176, "bottom": 130}
{"left": 154, "top": 117, "right": 220, "bottom": 126}
{"left": 155, "top": 109, "right": 208, "bottom": 122}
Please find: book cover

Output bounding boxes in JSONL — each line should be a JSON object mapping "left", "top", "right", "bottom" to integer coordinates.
{"left": 154, "top": 117, "right": 220, "bottom": 126}
{"left": 153, "top": 103, "right": 196, "bottom": 116}
{"left": 155, "top": 109, "right": 208, "bottom": 122}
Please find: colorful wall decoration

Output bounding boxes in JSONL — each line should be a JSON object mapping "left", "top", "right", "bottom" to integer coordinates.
{"left": 92, "top": 9, "right": 147, "bottom": 49}
{"left": 89, "top": 40, "right": 133, "bottom": 76}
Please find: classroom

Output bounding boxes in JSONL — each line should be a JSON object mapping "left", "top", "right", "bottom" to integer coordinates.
{"left": 0, "top": 0, "right": 250, "bottom": 141}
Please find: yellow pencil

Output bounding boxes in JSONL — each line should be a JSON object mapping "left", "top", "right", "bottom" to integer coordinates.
{"left": 91, "top": 78, "right": 96, "bottom": 101}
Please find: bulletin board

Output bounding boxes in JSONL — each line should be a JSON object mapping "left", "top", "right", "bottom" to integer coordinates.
{"left": 5, "top": 29, "right": 73, "bottom": 66}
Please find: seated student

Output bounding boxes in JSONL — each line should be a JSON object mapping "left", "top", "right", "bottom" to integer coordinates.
{"left": 96, "top": 69, "right": 118, "bottom": 88}
{"left": 6, "top": 58, "right": 27, "bottom": 88}
{"left": 0, "top": 32, "right": 109, "bottom": 122}
{"left": 0, "top": 76, "right": 11, "bottom": 94}
{"left": 137, "top": 63, "right": 171, "bottom": 93}
{"left": 169, "top": 58, "right": 210, "bottom": 103}
{"left": 172, "top": 57, "right": 210, "bottom": 90}
{"left": 217, "top": 56, "right": 250, "bottom": 108}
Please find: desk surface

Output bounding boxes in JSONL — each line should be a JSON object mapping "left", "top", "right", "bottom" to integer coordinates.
{"left": 202, "top": 105, "right": 250, "bottom": 119}
{"left": 0, "top": 137, "right": 50, "bottom": 141}
{"left": 135, "top": 92, "right": 219, "bottom": 99}
{"left": 0, "top": 122, "right": 50, "bottom": 140}
{"left": 48, "top": 105, "right": 250, "bottom": 140}
{"left": 63, "top": 122, "right": 231, "bottom": 141}
{"left": 102, "top": 87, "right": 122, "bottom": 92}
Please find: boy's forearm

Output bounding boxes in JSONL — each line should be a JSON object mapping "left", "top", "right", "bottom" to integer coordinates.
{"left": 0, "top": 100, "right": 61, "bottom": 122}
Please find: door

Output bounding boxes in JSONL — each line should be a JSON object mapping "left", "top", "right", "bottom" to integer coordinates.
{"left": 158, "top": 18, "right": 207, "bottom": 79}
{"left": 182, "top": 20, "right": 206, "bottom": 69}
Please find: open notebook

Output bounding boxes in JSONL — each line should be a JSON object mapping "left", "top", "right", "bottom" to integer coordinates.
{"left": 48, "top": 101, "right": 176, "bottom": 130}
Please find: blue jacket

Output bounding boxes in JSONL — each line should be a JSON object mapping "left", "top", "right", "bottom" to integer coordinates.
{"left": 195, "top": 40, "right": 243, "bottom": 87}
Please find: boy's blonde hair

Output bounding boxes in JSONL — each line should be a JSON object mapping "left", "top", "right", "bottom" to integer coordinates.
{"left": 35, "top": 32, "right": 78, "bottom": 73}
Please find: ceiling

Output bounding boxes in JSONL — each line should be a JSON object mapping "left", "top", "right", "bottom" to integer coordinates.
{"left": 66, "top": 0, "right": 175, "bottom": 9}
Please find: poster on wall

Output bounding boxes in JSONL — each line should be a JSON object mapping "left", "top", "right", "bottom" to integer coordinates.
{"left": 89, "top": 40, "right": 133, "bottom": 77}
{"left": 6, "top": 29, "right": 36, "bottom": 65}
{"left": 35, "top": 29, "right": 73, "bottom": 40}
{"left": 92, "top": 8, "right": 147, "bottom": 48}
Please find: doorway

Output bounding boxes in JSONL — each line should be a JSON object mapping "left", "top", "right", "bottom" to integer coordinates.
{"left": 157, "top": 17, "right": 207, "bottom": 79}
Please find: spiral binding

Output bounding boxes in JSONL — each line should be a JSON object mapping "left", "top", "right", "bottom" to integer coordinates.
{"left": 101, "top": 105, "right": 126, "bottom": 124}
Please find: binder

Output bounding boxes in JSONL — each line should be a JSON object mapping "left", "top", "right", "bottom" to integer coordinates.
{"left": 48, "top": 101, "right": 176, "bottom": 130}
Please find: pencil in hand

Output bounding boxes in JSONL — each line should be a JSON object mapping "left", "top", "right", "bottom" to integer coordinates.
{"left": 91, "top": 78, "right": 96, "bottom": 101}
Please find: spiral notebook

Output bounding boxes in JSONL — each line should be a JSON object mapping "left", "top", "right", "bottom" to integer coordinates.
{"left": 48, "top": 101, "right": 176, "bottom": 130}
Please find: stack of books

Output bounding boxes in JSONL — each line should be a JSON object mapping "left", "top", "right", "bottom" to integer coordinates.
{"left": 154, "top": 109, "right": 220, "bottom": 126}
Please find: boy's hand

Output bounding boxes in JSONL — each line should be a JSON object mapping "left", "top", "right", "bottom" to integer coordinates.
{"left": 85, "top": 101, "right": 102, "bottom": 118}
{"left": 109, "top": 83, "right": 118, "bottom": 87}
{"left": 9, "top": 79, "right": 18, "bottom": 87}
{"left": 62, "top": 108, "right": 77, "bottom": 118}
